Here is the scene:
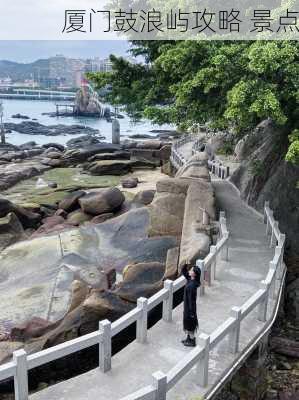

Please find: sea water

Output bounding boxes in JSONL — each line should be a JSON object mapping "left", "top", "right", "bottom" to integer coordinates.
{"left": 1, "top": 99, "right": 175, "bottom": 146}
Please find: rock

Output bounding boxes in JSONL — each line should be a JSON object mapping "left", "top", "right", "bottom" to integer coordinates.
{"left": 129, "top": 134, "right": 154, "bottom": 139}
{"left": 46, "top": 151, "right": 62, "bottom": 159}
{"left": 10, "top": 317, "right": 56, "bottom": 341}
{"left": 58, "top": 190, "right": 85, "bottom": 212}
{"left": 19, "top": 141, "right": 37, "bottom": 150}
{"left": 163, "top": 247, "right": 179, "bottom": 280}
{"left": 234, "top": 136, "right": 248, "bottom": 161}
{"left": 0, "top": 212, "right": 27, "bottom": 250}
{"left": 66, "top": 135, "right": 102, "bottom": 148}
{"left": 133, "top": 190, "right": 155, "bottom": 205}
{"left": 30, "top": 223, "right": 73, "bottom": 238}
{"left": 116, "top": 262, "right": 165, "bottom": 302}
{"left": 179, "top": 180, "right": 215, "bottom": 267}
{"left": 48, "top": 181, "right": 58, "bottom": 188}
{"left": 87, "top": 159, "right": 132, "bottom": 175}
{"left": 41, "top": 215, "right": 65, "bottom": 228}
{"left": 79, "top": 188, "right": 125, "bottom": 216}
{"left": 156, "top": 178, "right": 190, "bottom": 195}
{"left": 122, "top": 140, "right": 137, "bottom": 149}
{"left": 0, "top": 198, "right": 41, "bottom": 228}
{"left": 136, "top": 140, "right": 162, "bottom": 149}
{"left": 0, "top": 207, "right": 177, "bottom": 345}
{"left": 270, "top": 336, "right": 299, "bottom": 358}
{"left": 276, "top": 361, "right": 292, "bottom": 371}
{"left": 53, "top": 209, "right": 67, "bottom": 219}
{"left": 88, "top": 151, "right": 131, "bottom": 162}
{"left": 41, "top": 158, "right": 63, "bottom": 167}
{"left": 20, "top": 202, "right": 41, "bottom": 213}
{"left": 148, "top": 192, "right": 186, "bottom": 237}
{"left": 121, "top": 177, "right": 139, "bottom": 188}
{"left": 62, "top": 143, "right": 121, "bottom": 165}
{"left": 42, "top": 143, "right": 65, "bottom": 152}
{"left": 158, "top": 144, "right": 172, "bottom": 161}
{"left": 68, "top": 280, "right": 90, "bottom": 313}
{"left": 4, "top": 121, "right": 99, "bottom": 137}
{"left": 12, "top": 113, "right": 30, "bottom": 119}
{"left": 90, "top": 213, "right": 114, "bottom": 224}
{"left": 265, "top": 390, "right": 278, "bottom": 400}
{"left": 66, "top": 210, "right": 92, "bottom": 226}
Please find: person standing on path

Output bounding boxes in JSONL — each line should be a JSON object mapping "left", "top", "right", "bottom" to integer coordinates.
{"left": 181, "top": 262, "right": 201, "bottom": 347}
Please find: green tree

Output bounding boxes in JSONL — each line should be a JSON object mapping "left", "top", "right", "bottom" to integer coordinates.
{"left": 88, "top": 40, "right": 299, "bottom": 163}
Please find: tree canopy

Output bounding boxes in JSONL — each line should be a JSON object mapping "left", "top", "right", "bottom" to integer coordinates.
{"left": 87, "top": 40, "right": 299, "bottom": 164}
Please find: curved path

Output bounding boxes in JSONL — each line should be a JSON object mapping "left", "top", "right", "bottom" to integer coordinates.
{"left": 31, "top": 177, "right": 275, "bottom": 400}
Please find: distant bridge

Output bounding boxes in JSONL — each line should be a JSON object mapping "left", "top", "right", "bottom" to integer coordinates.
{"left": 0, "top": 89, "right": 76, "bottom": 101}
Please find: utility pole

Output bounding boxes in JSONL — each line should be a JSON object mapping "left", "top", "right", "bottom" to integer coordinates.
{"left": 0, "top": 102, "right": 5, "bottom": 144}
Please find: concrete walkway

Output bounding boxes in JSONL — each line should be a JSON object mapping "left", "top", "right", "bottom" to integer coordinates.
{"left": 178, "top": 141, "right": 194, "bottom": 160}
{"left": 31, "top": 179, "right": 275, "bottom": 400}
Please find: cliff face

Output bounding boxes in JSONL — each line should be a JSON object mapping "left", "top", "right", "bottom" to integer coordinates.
{"left": 230, "top": 119, "right": 299, "bottom": 320}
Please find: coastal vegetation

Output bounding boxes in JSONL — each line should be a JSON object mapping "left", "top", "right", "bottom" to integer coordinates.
{"left": 88, "top": 40, "right": 299, "bottom": 165}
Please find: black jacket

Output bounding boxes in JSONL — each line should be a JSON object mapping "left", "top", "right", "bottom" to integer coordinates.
{"left": 182, "top": 265, "right": 200, "bottom": 332}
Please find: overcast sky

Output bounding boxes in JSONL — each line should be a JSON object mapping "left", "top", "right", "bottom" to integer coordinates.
{"left": 0, "top": 41, "right": 131, "bottom": 63}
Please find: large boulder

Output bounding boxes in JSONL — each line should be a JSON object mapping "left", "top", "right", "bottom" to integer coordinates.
{"left": 136, "top": 140, "right": 162, "bottom": 149}
{"left": 0, "top": 198, "right": 41, "bottom": 228}
{"left": 133, "top": 190, "right": 155, "bottom": 206}
{"left": 163, "top": 247, "right": 179, "bottom": 281}
{"left": 86, "top": 160, "right": 132, "bottom": 175}
{"left": 79, "top": 188, "right": 125, "bottom": 216}
{"left": 90, "top": 213, "right": 114, "bottom": 224}
{"left": 156, "top": 178, "right": 189, "bottom": 195}
{"left": 0, "top": 212, "right": 27, "bottom": 250}
{"left": 88, "top": 151, "right": 131, "bottom": 162}
{"left": 148, "top": 192, "right": 186, "bottom": 237}
{"left": 62, "top": 143, "right": 121, "bottom": 165}
{"left": 179, "top": 180, "right": 215, "bottom": 268}
{"left": 10, "top": 317, "right": 57, "bottom": 341}
{"left": 116, "top": 262, "right": 165, "bottom": 303}
{"left": 58, "top": 190, "right": 85, "bottom": 212}
{"left": 66, "top": 210, "right": 92, "bottom": 226}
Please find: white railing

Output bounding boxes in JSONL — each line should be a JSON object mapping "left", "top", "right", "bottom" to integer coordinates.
{"left": 208, "top": 159, "right": 230, "bottom": 179}
{"left": 117, "top": 202, "right": 285, "bottom": 399}
{"left": 0, "top": 203, "right": 285, "bottom": 400}
{"left": 170, "top": 134, "right": 193, "bottom": 169}
{"left": 0, "top": 211, "right": 229, "bottom": 400}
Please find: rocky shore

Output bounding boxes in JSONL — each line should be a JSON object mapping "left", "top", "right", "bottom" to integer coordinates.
{"left": 4, "top": 121, "right": 101, "bottom": 137}
{"left": 0, "top": 132, "right": 216, "bottom": 395}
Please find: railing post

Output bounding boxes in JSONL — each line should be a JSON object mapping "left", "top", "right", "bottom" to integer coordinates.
{"left": 13, "top": 349, "right": 29, "bottom": 400}
{"left": 162, "top": 280, "right": 173, "bottom": 322}
{"left": 279, "top": 233, "right": 286, "bottom": 254}
{"left": 221, "top": 233, "right": 229, "bottom": 261}
{"left": 258, "top": 281, "right": 269, "bottom": 322}
{"left": 210, "top": 245, "right": 217, "bottom": 281}
{"left": 264, "top": 201, "right": 270, "bottom": 224}
{"left": 266, "top": 210, "right": 273, "bottom": 236}
{"left": 219, "top": 211, "right": 226, "bottom": 219}
{"left": 152, "top": 371, "right": 167, "bottom": 400}
{"left": 226, "top": 166, "right": 230, "bottom": 178}
{"left": 228, "top": 306, "right": 242, "bottom": 354}
{"left": 99, "top": 319, "right": 111, "bottom": 373}
{"left": 270, "top": 221, "right": 278, "bottom": 247}
{"left": 269, "top": 261, "right": 276, "bottom": 299}
{"left": 221, "top": 167, "right": 225, "bottom": 179}
{"left": 137, "top": 297, "right": 148, "bottom": 343}
{"left": 197, "top": 333, "right": 210, "bottom": 387}
{"left": 196, "top": 260, "right": 205, "bottom": 296}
